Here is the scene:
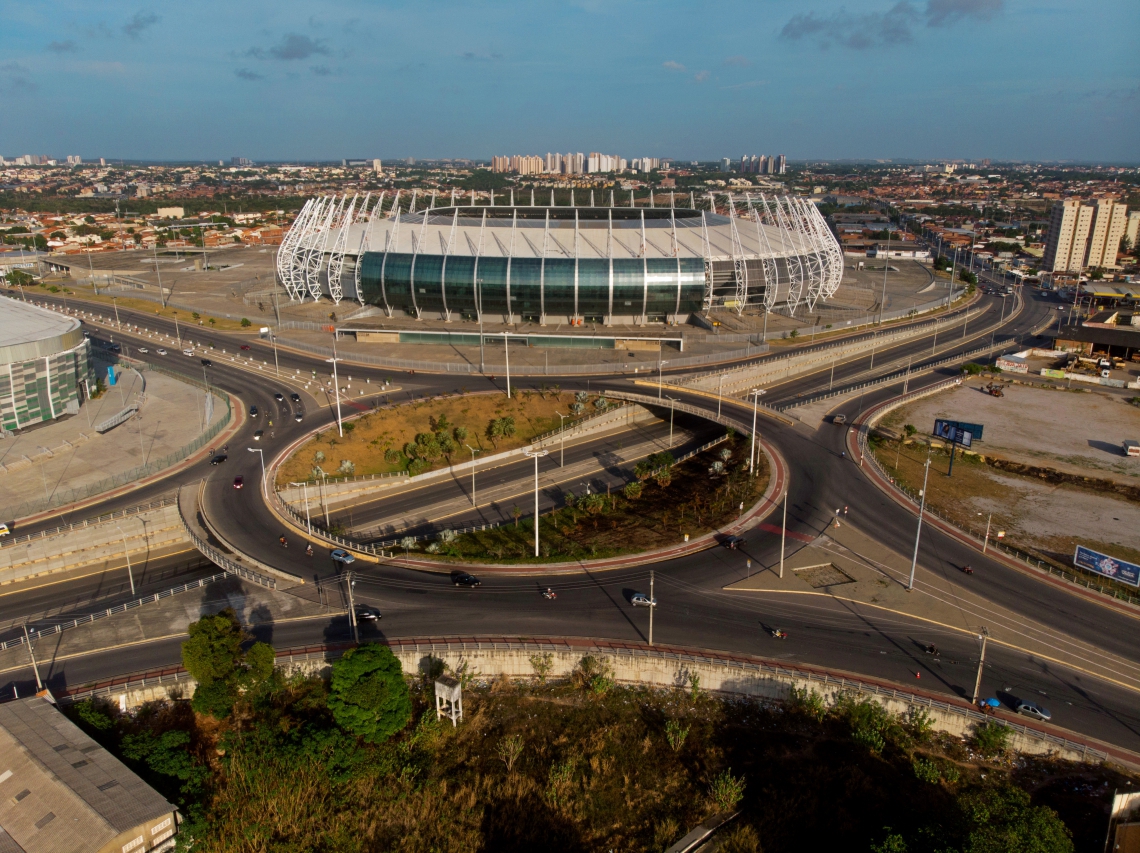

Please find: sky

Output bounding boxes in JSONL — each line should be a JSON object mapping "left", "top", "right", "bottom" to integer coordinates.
{"left": 0, "top": 0, "right": 1137, "bottom": 163}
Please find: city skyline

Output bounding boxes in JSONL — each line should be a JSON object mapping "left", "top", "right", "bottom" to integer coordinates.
{"left": 0, "top": 0, "right": 1136, "bottom": 163}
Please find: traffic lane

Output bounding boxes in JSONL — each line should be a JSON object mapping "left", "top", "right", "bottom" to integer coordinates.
{"left": 340, "top": 418, "right": 712, "bottom": 532}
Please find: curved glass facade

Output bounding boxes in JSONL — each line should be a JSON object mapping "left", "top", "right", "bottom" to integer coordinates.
{"left": 358, "top": 251, "right": 706, "bottom": 320}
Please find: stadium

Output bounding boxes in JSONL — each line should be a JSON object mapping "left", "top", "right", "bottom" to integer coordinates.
{"left": 0, "top": 299, "right": 92, "bottom": 431}
{"left": 277, "top": 195, "right": 844, "bottom": 326}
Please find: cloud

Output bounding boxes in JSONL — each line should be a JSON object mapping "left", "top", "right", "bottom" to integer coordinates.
{"left": 461, "top": 51, "right": 503, "bottom": 62}
{"left": 695, "top": 70, "right": 710, "bottom": 82}
{"left": 781, "top": 0, "right": 1003, "bottom": 49}
{"left": 122, "top": 11, "right": 160, "bottom": 39}
{"left": 235, "top": 68, "right": 264, "bottom": 81}
{"left": 47, "top": 40, "right": 78, "bottom": 53}
{"left": 662, "top": 60, "right": 686, "bottom": 71}
{"left": 720, "top": 80, "right": 767, "bottom": 90}
{"left": 246, "top": 33, "right": 330, "bottom": 61}
{"left": 926, "top": 0, "right": 1003, "bottom": 26}
{"left": 1, "top": 62, "right": 36, "bottom": 90}
{"left": 310, "top": 65, "right": 333, "bottom": 76}
{"left": 723, "top": 55, "right": 751, "bottom": 67}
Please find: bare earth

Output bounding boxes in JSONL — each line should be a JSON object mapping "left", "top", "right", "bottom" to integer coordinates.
{"left": 879, "top": 380, "right": 1140, "bottom": 485}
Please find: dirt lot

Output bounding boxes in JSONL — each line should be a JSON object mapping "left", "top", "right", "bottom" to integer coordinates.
{"left": 878, "top": 380, "right": 1140, "bottom": 486}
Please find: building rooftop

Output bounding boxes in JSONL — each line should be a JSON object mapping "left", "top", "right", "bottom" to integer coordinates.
{"left": 0, "top": 695, "right": 177, "bottom": 853}
{"left": 0, "top": 299, "right": 79, "bottom": 350}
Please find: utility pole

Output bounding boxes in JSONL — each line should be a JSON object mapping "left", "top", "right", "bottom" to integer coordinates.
{"left": 982, "top": 512, "right": 992, "bottom": 554}
{"left": 658, "top": 357, "right": 668, "bottom": 399}
{"left": 22, "top": 623, "right": 43, "bottom": 690}
{"left": 748, "top": 389, "right": 765, "bottom": 474}
{"left": 971, "top": 627, "right": 989, "bottom": 704}
{"left": 154, "top": 241, "right": 166, "bottom": 308}
{"left": 779, "top": 495, "right": 788, "bottom": 579}
{"left": 878, "top": 227, "right": 890, "bottom": 325}
{"left": 555, "top": 412, "right": 566, "bottom": 466}
{"left": 524, "top": 449, "right": 548, "bottom": 557}
{"left": 327, "top": 348, "right": 343, "bottom": 437}
{"left": 114, "top": 524, "right": 137, "bottom": 596}
{"left": 466, "top": 445, "right": 479, "bottom": 506}
{"left": 271, "top": 333, "right": 280, "bottom": 378}
{"left": 345, "top": 571, "right": 358, "bottom": 644}
{"left": 665, "top": 396, "right": 677, "bottom": 448}
{"left": 907, "top": 457, "right": 932, "bottom": 590}
{"left": 648, "top": 569, "right": 655, "bottom": 646}
{"left": 112, "top": 296, "right": 121, "bottom": 330}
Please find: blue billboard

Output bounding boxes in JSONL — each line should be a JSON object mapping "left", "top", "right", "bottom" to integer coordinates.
{"left": 107, "top": 365, "right": 117, "bottom": 386}
{"left": 1073, "top": 546, "right": 1140, "bottom": 587}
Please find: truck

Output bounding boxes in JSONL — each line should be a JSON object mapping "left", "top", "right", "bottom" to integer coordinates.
{"left": 1125, "top": 440, "right": 1140, "bottom": 458}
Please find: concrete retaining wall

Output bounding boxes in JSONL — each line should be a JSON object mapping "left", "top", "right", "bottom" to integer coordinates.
{"left": 0, "top": 505, "right": 189, "bottom": 586}
{"left": 97, "top": 644, "right": 1091, "bottom": 766}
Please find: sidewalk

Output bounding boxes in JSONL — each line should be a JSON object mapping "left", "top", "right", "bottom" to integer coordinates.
{"left": 724, "top": 520, "right": 1140, "bottom": 694}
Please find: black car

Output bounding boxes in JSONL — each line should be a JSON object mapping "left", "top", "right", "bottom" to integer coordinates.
{"left": 722, "top": 535, "right": 747, "bottom": 550}
{"left": 274, "top": 393, "right": 284, "bottom": 402}
{"left": 290, "top": 393, "right": 301, "bottom": 403}
{"left": 201, "top": 359, "right": 213, "bottom": 367}
{"left": 452, "top": 572, "right": 482, "bottom": 588}
{"left": 209, "top": 454, "right": 227, "bottom": 465}
{"left": 249, "top": 405, "right": 258, "bottom": 417}
{"left": 354, "top": 605, "right": 382, "bottom": 622}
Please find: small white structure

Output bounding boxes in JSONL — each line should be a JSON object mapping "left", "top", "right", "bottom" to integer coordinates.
{"left": 434, "top": 675, "right": 463, "bottom": 727}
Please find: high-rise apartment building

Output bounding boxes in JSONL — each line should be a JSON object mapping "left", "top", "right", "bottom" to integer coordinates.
{"left": 491, "top": 155, "right": 510, "bottom": 173}
{"left": 372, "top": 159, "right": 383, "bottom": 176}
{"left": 776, "top": 154, "right": 786, "bottom": 174}
{"left": 1125, "top": 211, "right": 1140, "bottom": 253}
{"left": 720, "top": 158, "right": 731, "bottom": 173}
{"left": 1043, "top": 198, "right": 1130, "bottom": 273}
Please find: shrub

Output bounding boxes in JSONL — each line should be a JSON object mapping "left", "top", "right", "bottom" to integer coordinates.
{"left": 72, "top": 699, "right": 114, "bottom": 733}
{"left": 903, "top": 707, "right": 934, "bottom": 742}
{"left": 787, "top": 686, "right": 827, "bottom": 722}
{"left": 240, "top": 318, "right": 251, "bottom": 327}
{"left": 719, "top": 825, "right": 761, "bottom": 853}
{"left": 709, "top": 769, "right": 746, "bottom": 813}
{"left": 972, "top": 721, "right": 1011, "bottom": 757}
{"left": 912, "top": 757, "right": 940, "bottom": 783}
{"left": 665, "top": 719, "right": 690, "bottom": 752}
{"left": 528, "top": 652, "right": 554, "bottom": 683}
{"left": 496, "top": 734, "right": 524, "bottom": 773}
{"left": 328, "top": 644, "right": 413, "bottom": 744}
{"left": 572, "top": 655, "right": 614, "bottom": 695}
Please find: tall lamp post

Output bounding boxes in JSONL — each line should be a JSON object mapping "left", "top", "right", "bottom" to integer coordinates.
{"left": 503, "top": 330, "right": 511, "bottom": 398}
{"left": 555, "top": 411, "right": 566, "bottom": 466}
{"left": 748, "top": 388, "right": 765, "bottom": 474}
{"left": 113, "top": 523, "right": 137, "bottom": 596}
{"left": 476, "top": 278, "right": 485, "bottom": 373}
{"left": 907, "top": 457, "right": 931, "bottom": 590}
{"left": 658, "top": 358, "right": 669, "bottom": 399}
{"left": 665, "top": 395, "right": 677, "bottom": 448}
{"left": 523, "top": 449, "right": 548, "bottom": 557}
{"left": 326, "top": 349, "right": 343, "bottom": 437}
{"left": 290, "top": 481, "right": 312, "bottom": 533}
{"left": 466, "top": 444, "right": 479, "bottom": 506}
{"left": 248, "top": 447, "right": 266, "bottom": 501}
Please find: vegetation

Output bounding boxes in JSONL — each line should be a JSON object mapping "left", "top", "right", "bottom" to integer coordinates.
{"left": 64, "top": 645, "right": 1107, "bottom": 853}
{"left": 180, "top": 608, "right": 274, "bottom": 719}
{"left": 327, "top": 644, "right": 414, "bottom": 744}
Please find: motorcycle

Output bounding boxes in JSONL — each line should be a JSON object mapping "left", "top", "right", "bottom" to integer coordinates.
{"left": 961, "top": 565, "right": 974, "bottom": 575}
{"left": 306, "top": 544, "right": 314, "bottom": 557}
{"left": 771, "top": 628, "right": 787, "bottom": 639}
{"left": 542, "top": 588, "right": 557, "bottom": 600}
{"left": 924, "top": 644, "right": 940, "bottom": 656}
{"left": 279, "top": 536, "right": 288, "bottom": 549}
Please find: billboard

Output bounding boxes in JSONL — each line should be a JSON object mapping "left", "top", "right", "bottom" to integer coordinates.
{"left": 933, "top": 419, "right": 973, "bottom": 448}
{"left": 934, "top": 418, "right": 984, "bottom": 441}
{"left": 1073, "top": 546, "right": 1140, "bottom": 587}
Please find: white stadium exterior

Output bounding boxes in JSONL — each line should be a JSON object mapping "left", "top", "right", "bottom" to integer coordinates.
{"left": 276, "top": 193, "right": 843, "bottom": 326}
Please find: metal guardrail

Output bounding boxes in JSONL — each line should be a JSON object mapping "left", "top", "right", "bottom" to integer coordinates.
{"left": 0, "top": 572, "right": 228, "bottom": 651}
{"left": 94, "top": 404, "right": 139, "bottom": 433}
{"left": 49, "top": 637, "right": 1118, "bottom": 768}
{"left": 181, "top": 523, "right": 277, "bottom": 589}
{"left": 0, "top": 496, "right": 177, "bottom": 549}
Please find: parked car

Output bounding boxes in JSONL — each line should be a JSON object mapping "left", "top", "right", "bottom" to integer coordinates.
{"left": 1015, "top": 701, "right": 1051, "bottom": 722}
{"left": 201, "top": 358, "right": 213, "bottom": 367}
{"left": 156, "top": 348, "right": 167, "bottom": 355}
{"left": 331, "top": 549, "right": 356, "bottom": 565}
{"left": 354, "top": 604, "right": 381, "bottom": 622}
{"left": 249, "top": 405, "right": 258, "bottom": 417}
{"left": 631, "top": 592, "right": 657, "bottom": 607}
{"left": 721, "top": 535, "right": 747, "bottom": 550}
{"left": 274, "top": 393, "right": 284, "bottom": 402}
{"left": 290, "top": 393, "right": 301, "bottom": 403}
{"left": 253, "top": 430, "right": 264, "bottom": 441}
{"left": 233, "top": 475, "right": 244, "bottom": 489}
{"left": 452, "top": 572, "right": 481, "bottom": 588}
{"left": 209, "top": 454, "right": 227, "bottom": 465}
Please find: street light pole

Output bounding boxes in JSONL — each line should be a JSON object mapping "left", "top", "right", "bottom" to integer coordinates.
{"left": 971, "top": 627, "right": 989, "bottom": 704}
{"left": 248, "top": 447, "right": 266, "bottom": 500}
{"left": 477, "top": 278, "right": 485, "bottom": 373}
{"left": 345, "top": 571, "right": 358, "bottom": 644}
{"left": 523, "top": 450, "right": 549, "bottom": 557}
{"left": 779, "top": 495, "right": 788, "bottom": 579}
{"left": 658, "top": 358, "right": 669, "bottom": 399}
{"left": 114, "top": 524, "right": 136, "bottom": 596}
{"left": 648, "top": 569, "right": 655, "bottom": 646}
{"left": 555, "top": 412, "right": 566, "bottom": 466}
{"left": 982, "top": 512, "right": 992, "bottom": 554}
{"left": 291, "top": 481, "right": 312, "bottom": 533}
{"left": 271, "top": 333, "right": 280, "bottom": 378}
{"left": 327, "top": 350, "right": 343, "bottom": 437}
{"left": 748, "top": 388, "right": 765, "bottom": 474}
{"left": 466, "top": 444, "right": 479, "bottom": 506}
{"left": 22, "top": 623, "right": 42, "bottom": 691}
{"left": 717, "top": 374, "right": 723, "bottom": 417}
{"left": 907, "top": 457, "right": 931, "bottom": 590}
{"left": 503, "top": 330, "right": 511, "bottom": 398}
{"left": 112, "top": 296, "right": 121, "bottom": 330}
{"left": 665, "top": 396, "right": 677, "bottom": 448}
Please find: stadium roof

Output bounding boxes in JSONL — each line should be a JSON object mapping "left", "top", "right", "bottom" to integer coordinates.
{"left": 0, "top": 300, "right": 78, "bottom": 350}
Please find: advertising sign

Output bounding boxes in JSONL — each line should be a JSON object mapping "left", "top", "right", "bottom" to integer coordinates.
{"left": 1073, "top": 545, "right": 1140, "bottom": 587}
{"left": 933, "top": 420, "right": 973, "bottom": 448}
{"left": 934, "top": 418, "right": 984, "bottom": 441}
{"left": 107, "top": 365, "right": 117, "bottom": 386}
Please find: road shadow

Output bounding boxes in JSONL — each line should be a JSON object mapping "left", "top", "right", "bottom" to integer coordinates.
{"left": 1087, "top": 439, "right": 1124, "bottom": 457}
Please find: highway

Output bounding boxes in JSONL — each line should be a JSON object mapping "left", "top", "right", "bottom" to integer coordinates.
{"left": 7, "top": 285, "right": 1140, "bottom": 754}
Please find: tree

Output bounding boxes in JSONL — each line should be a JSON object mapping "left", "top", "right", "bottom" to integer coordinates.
{"left": 623, "top": 481, "right": 643, "bottom": 500}
{"left": 182, "top": 608, "right": 245, "bottom": 685}
{"left": 453, "top": 425, "right": 468, "bottom": 443}
{"left": 240, "top": 318, "right": 251, "bottom": 327}
{"left": 512, "top": 504, "right": 523, "bottom": 527}
{"left": 957, "top": 784, "right": 1072, "bottom": 853}
{"left": 328, "top": 644, "right": 413, "bottom": 744}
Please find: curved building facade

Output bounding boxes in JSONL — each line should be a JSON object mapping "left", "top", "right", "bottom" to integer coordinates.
{"left": 278, "top": 195, "right": 843, "bottom": 325}
{"left": 0, "top": 298, "right": 92, "bottom": 432}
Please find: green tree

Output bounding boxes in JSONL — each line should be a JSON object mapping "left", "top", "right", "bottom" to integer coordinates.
{"left": 453, "top": 425, "right": 468, "bottom": 443}
{"left": 182, "top": 608, "right": 244, "bottom": 685}
{"left": 328, "top": 644, "right": 413, "bottom": 743}
{"left": 958, "top": 784, "right": 1072, "bottom": 853}
{"left": 240, "top": 318, "right": 251, "bottom": 327}
{"left": 120, "top": 729, "right": 209, "bottom": 802}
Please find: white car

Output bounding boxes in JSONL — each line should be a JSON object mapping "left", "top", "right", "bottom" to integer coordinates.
{"left": 183, "top": 349, "right": 194, "bottom": 356}
{"left": 631, "top": 592, "right": 656, "bottom": 607}
{"left": 137, "top": 347, "right": 149, "bottom": 353}
{"left": 156, "top": 348, "right": 167, "bottom": 355}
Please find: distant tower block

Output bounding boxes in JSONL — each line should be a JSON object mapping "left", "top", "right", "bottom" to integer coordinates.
{"left": 435, "top": 675, "right": 463, "bottom": 727}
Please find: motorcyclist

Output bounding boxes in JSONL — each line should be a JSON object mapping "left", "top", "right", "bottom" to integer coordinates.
{"left": 279, "top": 535, "right": 288, "bottom": 548}
{"left": 306, "top": 544, "right": 314, "bottom": 557}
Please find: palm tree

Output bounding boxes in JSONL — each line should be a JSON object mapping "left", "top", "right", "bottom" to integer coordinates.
{"left": 511, "top": 504, "right": 523, "bottom": 528}
{"left": 400, "top": 536, "right": 416, "bottom": 559}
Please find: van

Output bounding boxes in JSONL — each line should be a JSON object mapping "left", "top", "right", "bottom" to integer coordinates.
{"left": 1125, "top": 440, "right": 1140, "bottom": 458}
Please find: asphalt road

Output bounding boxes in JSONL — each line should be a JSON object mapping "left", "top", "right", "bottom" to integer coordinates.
{"left": 9, "top": 286, "right": 1140, "bottom": 753}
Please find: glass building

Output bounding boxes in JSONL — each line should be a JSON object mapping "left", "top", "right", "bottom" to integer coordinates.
{"left": 279, "top": 199, "right": 843, "bottom": 326}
